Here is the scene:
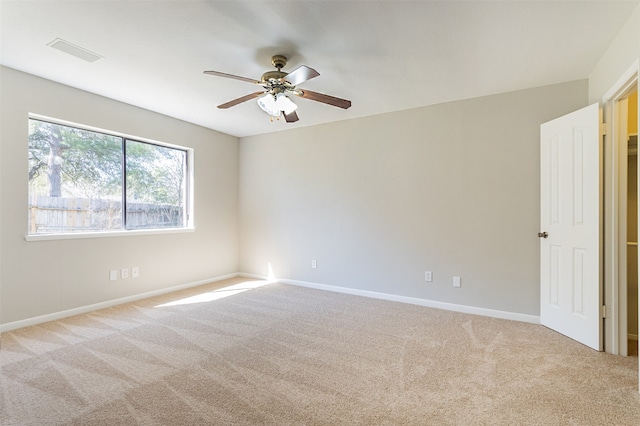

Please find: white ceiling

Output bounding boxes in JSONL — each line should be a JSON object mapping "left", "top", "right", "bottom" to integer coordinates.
{"left": 1, "top": 1, "right": 638, "bottom": 138}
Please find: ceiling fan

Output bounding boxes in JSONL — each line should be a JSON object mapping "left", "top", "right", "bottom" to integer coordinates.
{"left": 204, "top": 55, "right": 351, "bottom": 123}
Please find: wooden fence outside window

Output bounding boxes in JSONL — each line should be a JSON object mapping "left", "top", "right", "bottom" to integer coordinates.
{"left": 28, "top": 196, "right": 182, "bottom": 233}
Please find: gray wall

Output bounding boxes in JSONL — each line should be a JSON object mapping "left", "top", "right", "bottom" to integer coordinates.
{"left": 239, "top": 80, "right": 588, "bottom": 316}
{"left": 589, "top": 3, "right": 640, "bottom": 102}
{"left": 0, "top": 67, "right": 240, "bottom": 326}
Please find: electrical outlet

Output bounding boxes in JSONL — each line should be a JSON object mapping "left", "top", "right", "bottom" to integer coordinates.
{"left": 109, "top": 270, "right": 118, "bottom": 281}
{"left": 425, "top": 271, "right": 433, "bottom": 282}
{"left": 121, "top": 268, "right": 129, "bottom": 279}
{"left": 311, "top": 259, "right": 317, "bottom": 269}
{"left": 453, "top": 276, "right": 461, "bottom": 288}
{"left": 131, "top": 267, "right": 139, "bottom": 278}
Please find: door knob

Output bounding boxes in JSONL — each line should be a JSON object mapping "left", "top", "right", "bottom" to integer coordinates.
{"left": 538, "top": 232, "right": 548, "bottom": 238}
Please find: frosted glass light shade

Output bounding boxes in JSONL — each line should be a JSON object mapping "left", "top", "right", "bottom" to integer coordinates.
{"left": 257, "top": 94, "right": 279, "bottom": 117}
{"left": 257, "top": 93, "right": 297, "bottom": 117}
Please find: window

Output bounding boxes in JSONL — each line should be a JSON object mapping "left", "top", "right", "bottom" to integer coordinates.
{"left": 28, "top": 117, "right": 190, "bottom": 236}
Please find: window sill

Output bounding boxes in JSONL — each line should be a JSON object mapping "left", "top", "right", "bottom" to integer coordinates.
{"left": 25, "top": 226, "right": 195, "bottom": 242}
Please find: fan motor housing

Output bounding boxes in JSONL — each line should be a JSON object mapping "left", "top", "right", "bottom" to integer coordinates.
{"left": 261, "top": 55, "right": 289, "bottom": 83}
{"left": 260, "top": 70, "right": 287, "bottom": 82}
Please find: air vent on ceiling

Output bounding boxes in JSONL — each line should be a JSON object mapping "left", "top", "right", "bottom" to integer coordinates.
{"left": 47, "top": 38, "right": 103, "bottom": 63}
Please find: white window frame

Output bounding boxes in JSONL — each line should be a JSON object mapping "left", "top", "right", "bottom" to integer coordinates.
{"left": 25, "top": 114, "right": 195, "bottom": 241}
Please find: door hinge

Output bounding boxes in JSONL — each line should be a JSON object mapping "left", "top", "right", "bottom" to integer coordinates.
{"left": 601, "top": 305, "right": 610, "bottom": 319}
{"left": 601, "top": 122, "right": 608, "bottom": 136}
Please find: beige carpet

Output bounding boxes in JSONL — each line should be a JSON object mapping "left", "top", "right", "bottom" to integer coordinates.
{"left": 1, "top": 277, "right": 639, "bottom": 425}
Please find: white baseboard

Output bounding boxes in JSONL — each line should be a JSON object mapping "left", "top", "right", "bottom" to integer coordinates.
{"left": 0, "top": 273, "right": 240, "bottom": 333}
{"left": 275, "top": 277, "right": 540, "bottom": 324}
{"left": 1, "top": 273, "right": 541, "bottom": 333}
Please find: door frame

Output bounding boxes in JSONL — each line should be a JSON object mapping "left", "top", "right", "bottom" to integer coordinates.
{"left": 602, "top": 59, "right": 639, "bottom": 356}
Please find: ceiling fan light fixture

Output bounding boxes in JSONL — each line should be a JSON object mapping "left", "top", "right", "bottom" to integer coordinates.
{"left": 257, "top": 93, "right": 280, "bottom": 117}
{"left": 257, "top": 93, "right": 298, "bottom": 117}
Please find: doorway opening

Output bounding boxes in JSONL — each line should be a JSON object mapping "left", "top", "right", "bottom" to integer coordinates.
{"left": 621, "top": 87, "right": 639, "bottom": 357}
{"left": 629, "top": 127, "right": 639, "bottom": 356}
{"left": 603, "top": 61, "right": 639, "bottom": 357}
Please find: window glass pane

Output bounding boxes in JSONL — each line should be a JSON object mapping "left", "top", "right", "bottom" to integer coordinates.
{"left": 125, "top": 140, "right": 187, "bottom": 229}
{"left": 28, "top": 119, "right": 123, "bottom": 234}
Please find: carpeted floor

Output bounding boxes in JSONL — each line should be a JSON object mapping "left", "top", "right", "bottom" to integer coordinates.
{"left": 1, "top": 277, "right": 639, "bottom": 425}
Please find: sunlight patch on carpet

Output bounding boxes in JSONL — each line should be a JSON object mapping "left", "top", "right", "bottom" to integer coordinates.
{"left": 155, "top": 280, "right": 273, "bottom": 307}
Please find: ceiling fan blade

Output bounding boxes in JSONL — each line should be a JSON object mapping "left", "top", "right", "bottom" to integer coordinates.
{"left": 217, "top": 91, "right": 265, "bottom": 109}
{"left": 283, "top": 65, "right": 320, "bottom": 86}
{"left": 204, "top": 70, "right": 260, "bottom": 84}
{"left": 284, "top": 111, "right": 299, "bottom": 123}
{"left": 295, "top": 89, "right": 352, "bottom": 109}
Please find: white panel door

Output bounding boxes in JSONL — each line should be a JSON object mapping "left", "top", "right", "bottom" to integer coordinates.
{"left": 540, "top": 103, "right": 601, "bottom": 350}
